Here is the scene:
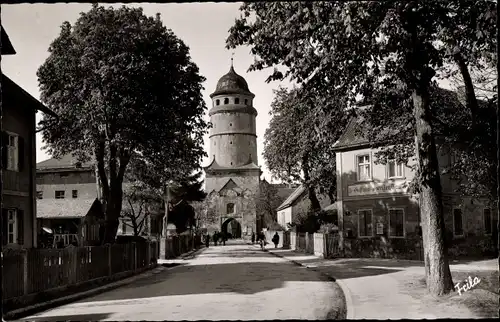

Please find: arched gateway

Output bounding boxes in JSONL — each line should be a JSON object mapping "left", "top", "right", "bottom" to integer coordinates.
{"left": 221, "top": 217, "right": 242, "bottom": 239}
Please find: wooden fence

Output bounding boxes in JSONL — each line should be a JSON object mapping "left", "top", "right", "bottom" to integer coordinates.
{"left": 163, "top": 234, "right": 201, "bottom": 259}
{"left": 2, "top": 241, "right": 159, "bottom": 301}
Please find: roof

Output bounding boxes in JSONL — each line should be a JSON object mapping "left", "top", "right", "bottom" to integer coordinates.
{"left": 276, "top": 185, "right": 307, "bottom": 211}
{"left": 210, "top": 64, "right": 255, "bottom": 98}
{"left": 37, "top": 198, "right": 99, "bottom": 219}
{"left": 323, "top": 203, "right": 338, "bottom": 212}
{"left": 204, "top": 155, "right": 261, "bottom": 172}
{"left": 2, "top": 74, "right": 57, "bottom": 117}
{"left": 332, "top": 116, "right": 370, "bottom": 151}
{"left": 37, "top": 154, "right": 94, "bottom": 170}
{"left": 1, "top": 25, "right": 16, "bottom": 55}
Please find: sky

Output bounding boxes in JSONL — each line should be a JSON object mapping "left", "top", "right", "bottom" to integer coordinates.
{"left": 1, "top": 2, "right": 292, "bottom": 182}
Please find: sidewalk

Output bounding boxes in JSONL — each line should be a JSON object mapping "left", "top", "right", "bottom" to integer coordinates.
{"left": 265, "top": 247, "right": 498, "bottom": 319}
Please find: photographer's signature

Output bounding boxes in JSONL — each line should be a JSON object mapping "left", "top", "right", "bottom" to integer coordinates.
{"left": 455, "top": 276, "right": 481, "bottom": 296}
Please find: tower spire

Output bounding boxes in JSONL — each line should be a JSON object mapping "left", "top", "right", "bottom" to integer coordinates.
{"left": 231, "top": 52, "right": 235, "bottom": 70}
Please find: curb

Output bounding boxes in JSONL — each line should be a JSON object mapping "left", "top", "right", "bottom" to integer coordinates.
{"left": 266, "top": 249, "right": 353, "bottom": 320}
{"left": 4, "top": 265, "right": 165, "bottom": 321}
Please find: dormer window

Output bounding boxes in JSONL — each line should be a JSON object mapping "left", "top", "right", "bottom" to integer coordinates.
{"left": 235, "top": 98, "right": 240, "bottom": 104}
{"left": 216, "top": 99, "right": 220, "bottom": 106}
{"left": 224, "top": 98, "right": 229, "bottom": 105}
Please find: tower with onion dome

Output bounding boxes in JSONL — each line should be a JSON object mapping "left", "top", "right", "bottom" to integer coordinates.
{"left": 203, "top": 59, "right": 262, "bottom": 238}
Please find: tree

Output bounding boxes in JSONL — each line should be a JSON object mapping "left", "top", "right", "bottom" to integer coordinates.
{"left": 191, "top": 200, "right": 219, "bottom": 232}
{"left": 227, "top": 1, "right": 496, "bottom": 296}
{"left": 37, "top": 5, "right": 208, "bottom": 243}
{"left": 255, "top": 180, "right": 285, "bottom": 228}
{"left": 263, "top": 86, "right": 343, "bottom": 212}
{"left": 121, "top": 180, "right": 158, "bottom": 236}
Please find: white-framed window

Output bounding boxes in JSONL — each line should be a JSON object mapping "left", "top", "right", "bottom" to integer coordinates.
{"left": 387, "top": 159, "right": 404, "bottom": 178}
{"left": 453, "top": 208, "right": 464, "bottom": 237}
{"left": 483, "top": 208, "right": 492, "bottom": 235}
{"left": 7, "top": 133, "right": 19, "bottom": 171}
{"left": 389, "top": 208, "right": 405, "bottom": 237}
{"left": 356, "top": 154, "right": 371, "bottom": 181}
{"left": 55, "top": 190, "right": 65, "bottom": 199}
{"left": 7, "top": 209, "right": 17, "bottom": 244}
{"left": 358, "top": 209, "right": 373, "bottom": 237}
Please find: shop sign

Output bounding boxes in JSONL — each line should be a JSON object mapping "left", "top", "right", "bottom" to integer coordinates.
{"left": 348, "top": 181, "right": 408, "bottom": 196}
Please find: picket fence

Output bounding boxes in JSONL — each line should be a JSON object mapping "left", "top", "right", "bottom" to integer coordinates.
{"left": 2, "top": 241, "right": 159, "bottom": 301}
{"left": 264, "top": 230, "right": 340, "bottom": 258}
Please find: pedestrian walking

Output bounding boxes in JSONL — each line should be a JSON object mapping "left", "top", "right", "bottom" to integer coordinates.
{"left": 213, "top": 232, "right": 219, "bottom": 246}
{"left": 222, "top": 232, "right": 226, "bottom": 246}
{"left": 251, "top": 232, "right": 255, "bottom": 244}
{"left": 272, "top": 232, "right": 280, "bottom": 248}
{"left": 205, "top": 233, "right": 210, "bottom": 248}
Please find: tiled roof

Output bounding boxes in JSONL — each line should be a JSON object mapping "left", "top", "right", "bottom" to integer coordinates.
{"left": 37, "top": 154, "right": 94, "bottom": 170}
{"left": 37, "top": 198, "right": 98, "bottom": 219}
{"left": 3, "top": 74, "right": 56, "bottom": 117}
{"left": 332, "top": 116, "right": 369, "bottom": 151}
{"left": 276, "top": 185, "right": 307, "bottom": 211}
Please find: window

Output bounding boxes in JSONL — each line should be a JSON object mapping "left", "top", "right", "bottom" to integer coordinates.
{"left": 55, "top": 190, "right": 65, "bottom": 199}
{"left": 483, "top": 208, "right": 492, "bottom": 234}
{"left": 453, "top": 208, "right": 464, "bottom": 236}
{"left": 7, "top": 209, "right": 17, "bottom": 244}
{"left": 357, "top": 154, "right": 371, "bottom": 181}
{"left": 230, "top": 141, "right": 233, "bottom": 144}
{"left": 227, "top": 203, "right": 235, "bottom": 214}
{"left": 387, "top": 160, "right": 404, "bottom": 178}
{"left": 358, "top": 209, "right": 373, "bottom": 237}
{"left": 36, "top": 191, "right": 43, "bottom": 199}
{"left": 244, "top": 99, "right": 248, "bottom": 105}
{"left": 216, "top": 99, "right": 220, "bottom": 106}
{"left": 72, "top": 190, "right": 78, "bottom": 198}
{"left": 389, "top": 208, "right": 405, "bottom": 237}
{"left": 229, "top": 123, "right": 233, "bottom": 126}
{"left": 224, "top": 98, "right": 229, "bottom": 105}
{"left": 7, "top": 133, "right": 19, "bottom": 171}
{"left": 235, "top": 98, "right": 240, "bottom": 104}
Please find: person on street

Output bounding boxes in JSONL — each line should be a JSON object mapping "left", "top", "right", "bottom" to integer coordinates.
{"left": 272, "top": 232, "right": 280, "bottom": 248}
{"left": 213, "top": 231, "right": 219, "bottom": 246}
{"left": 205, "top": 233, "right": 210, "bottom": 248}
{"left": 258, "top": 231, "right": 266, "bottom": 250}
{"left": 251, "top": 232, "right": 255, "bottom": 244}
{"left": 222, "top": 232, "right": 226, "bottom": 246}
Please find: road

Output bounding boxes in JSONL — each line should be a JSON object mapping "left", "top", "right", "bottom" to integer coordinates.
{"left": 22, "top": 240, "right": 345, "bottom": 321}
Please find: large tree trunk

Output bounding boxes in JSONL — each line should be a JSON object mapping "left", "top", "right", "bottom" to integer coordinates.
{"left": 302, "top": 155, "right": 321, "bottom": 211}
{"left": 412, "top": 88, "right": 454, "bottom": 296}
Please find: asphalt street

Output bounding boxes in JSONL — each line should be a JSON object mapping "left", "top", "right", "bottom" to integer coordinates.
{"left": 21, "top": 240, "right": 344, "bottom": 321}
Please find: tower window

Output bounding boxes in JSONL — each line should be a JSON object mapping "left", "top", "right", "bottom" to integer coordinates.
{"left": 216, "top": 99, "right": 220, "bottom": 106}
{"left": 244, "top": 99, "right": 248, "bottom": 105}
{"left": 227, "top": 203, "right": 235, "bottom": 214}
{"left": 230, "top": 162, "right": 233, "bottom": 165}
{"left": 229, "top": 123, "right": 232, "bottom": 127}
{"left": 230, "top": 141, "right": 233, "bottom": 144}
{"left": 235, "top": 98, "right": 240, "bottom": 104}
{"left": 224, "top": 98, "right": 229, "bottom": 105}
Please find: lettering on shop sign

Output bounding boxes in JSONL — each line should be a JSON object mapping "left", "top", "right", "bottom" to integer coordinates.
{"left": 455, "top": 276, "right": 481, "bottom": 296}
{"left": 347, "top": 181, "right": 408, "bottom": 196}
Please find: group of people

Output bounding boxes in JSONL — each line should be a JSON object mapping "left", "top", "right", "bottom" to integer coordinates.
{"left": 204, "top": 231, "right": 227, "bottom": 247}
{"left": 251, "top": 231, "right": 280, "bottom": 249}
{"left": 203, "top": 230, "right": 281, "bottom": 250}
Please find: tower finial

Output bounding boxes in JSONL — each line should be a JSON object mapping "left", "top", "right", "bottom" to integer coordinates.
{"left": 231, "top": 52, "right": 235, "bottom": 68}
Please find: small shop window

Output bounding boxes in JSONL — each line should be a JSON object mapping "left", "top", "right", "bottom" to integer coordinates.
{"left": 483, "top": 208, "right": 492, "bottom": 235}
{"left": 389, "top": 208, "right": 405, "bottom": 237}
{"left": 453, "top": 208, "right": 464, "bottom": 236}
{"left": 358, "top": 209, "right": 373, "bottom": 237}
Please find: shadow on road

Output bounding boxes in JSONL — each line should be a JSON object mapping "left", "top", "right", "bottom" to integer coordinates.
{"left": 22, "top": 313, "right": 112, "bottom": 321}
